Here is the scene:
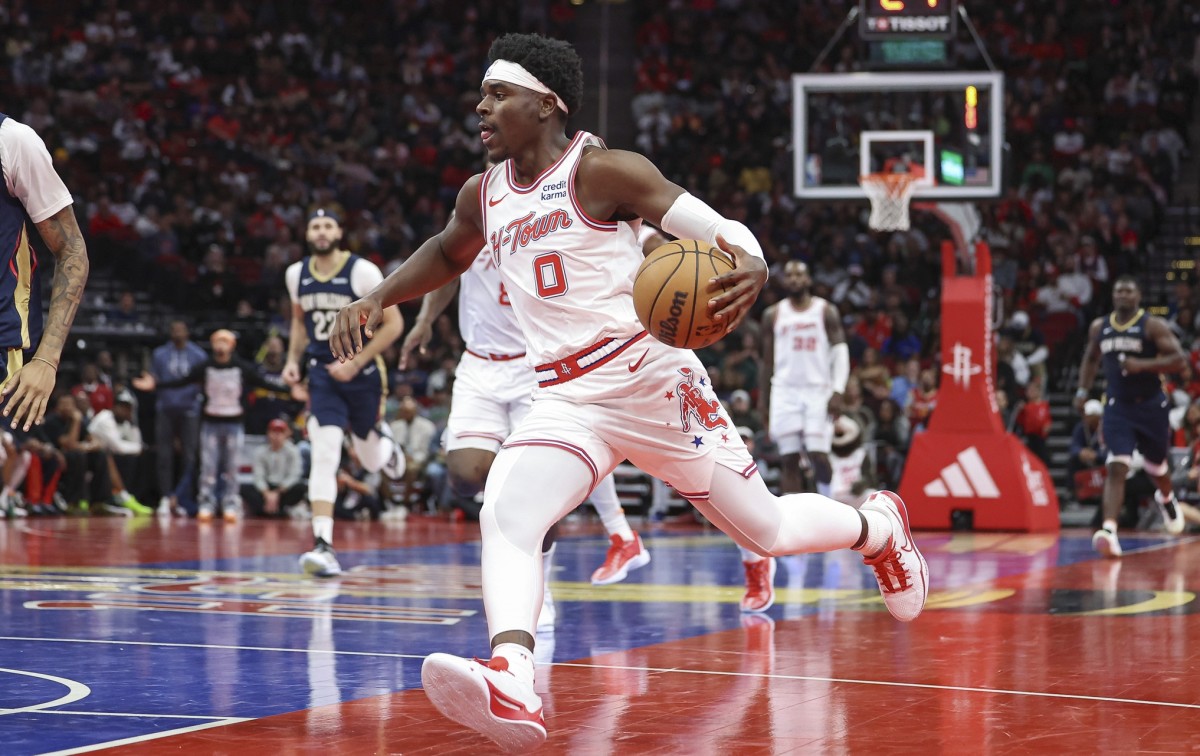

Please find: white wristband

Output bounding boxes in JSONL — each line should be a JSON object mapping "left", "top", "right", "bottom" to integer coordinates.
{"left": 659, "top": 192, "right": 764, "bottom": 260}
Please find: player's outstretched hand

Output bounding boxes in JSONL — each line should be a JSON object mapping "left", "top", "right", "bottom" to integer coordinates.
{"left": 330, "top": 296, "right": 383, "bottom": 362}
{"left": 399, "top": 318, "right": 433, "bottom": 371}
{"left": 0, "top": 359, "right": 57, "bottom": 431}
{"left": 706, "top": 234, "right": 768, "bottom": 335}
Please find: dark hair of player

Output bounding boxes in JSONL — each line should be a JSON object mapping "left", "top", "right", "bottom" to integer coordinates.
{"left": 487, "top": 33, "right": 584, "bottom": 117}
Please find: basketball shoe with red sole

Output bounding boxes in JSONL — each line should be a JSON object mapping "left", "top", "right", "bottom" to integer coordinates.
{"left": 591, "top": 533, "right": 651, "bottom": 585}
{"left": 422, "top": 653, "right": 546, "bottom": 752}
{"left": 740, "top": 557, "right": 776, "bottom": 613}
{"left": 860, "top": 490, "right": 929, "bottom": 622}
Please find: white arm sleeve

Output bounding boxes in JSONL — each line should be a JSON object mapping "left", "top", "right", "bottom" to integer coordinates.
{"left": 284, "top": 261, "right": 302, "bottom": 302}
{"left": 658, "top": 192, "right": 764, "bottom": 260}
{"left": 350, "top": 259, "right": 385, "bottom": 297}
{"left": 0, "top": 119, "right": 73, "bottom": 223}
{"left": 830, "top": 343, "right": 850, "bottom": 394}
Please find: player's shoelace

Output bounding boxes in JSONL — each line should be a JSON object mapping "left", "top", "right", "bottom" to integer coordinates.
{"left": 863, "top": 540, "right": 911, "bottom": 593}
{"left": 744, "top": 560, "right": 771, "bottom": 591}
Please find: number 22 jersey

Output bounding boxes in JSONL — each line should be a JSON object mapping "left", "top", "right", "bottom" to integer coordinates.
{"left": 285, "top": 253, "right": 384, "bottom": 363}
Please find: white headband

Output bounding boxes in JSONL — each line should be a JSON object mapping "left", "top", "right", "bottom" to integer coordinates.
{"left": 483, "top": 59, "right": 569, "bottom": 115}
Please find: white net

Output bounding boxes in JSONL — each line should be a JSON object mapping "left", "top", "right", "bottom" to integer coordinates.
{"left": 859, "top": 173, "right": 920, "bottom": 231}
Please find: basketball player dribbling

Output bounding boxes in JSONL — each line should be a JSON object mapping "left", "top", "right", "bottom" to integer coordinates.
{"left": 330, "top": 33, "right": 927, "bottom": 751}
{"left": 743, "top": 260, "right": 849, "bottom": 612}
{"left": 1075, "top": 275, "right": 1187, "bottom": 558}
{"left": 399, "top": 228, "right": 656, "bottom": 630}
{"left": 282, "top": 209, "right": 407, "bottom": 577}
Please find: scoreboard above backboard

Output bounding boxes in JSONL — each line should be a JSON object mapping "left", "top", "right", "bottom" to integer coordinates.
{"left": 859, "top": 0, "right": 957, "bottom": 40}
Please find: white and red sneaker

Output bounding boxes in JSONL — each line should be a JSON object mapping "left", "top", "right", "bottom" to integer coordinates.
{"left": 860, "top": 490, "right": 929, "bottom": 622}
{"left": 591, "top": 533, "right": 651, "bottom": 585}
{"left": 421, "top": 653, "right": 546, "bottom": 752}
{"left": 740, "top": 557, "right": 776, "bottom": 613}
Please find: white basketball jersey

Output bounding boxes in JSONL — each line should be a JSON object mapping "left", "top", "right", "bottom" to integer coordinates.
{"left": 479, "top": 131, "right": 644, "bottom": 365}
{"left": 772, "top": 297, "right": 831, "bottom": 392}
{"left": 459, "top": 247, "right": 526, "bottom": 356}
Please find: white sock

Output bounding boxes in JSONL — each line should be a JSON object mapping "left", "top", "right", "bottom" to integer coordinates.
{"left": 1155, "top": 489, "right": 1176, "bottom": 504}
{"left": 492, "top": 642, "right": 536, "bottom": 685}
{"left": 591, "top": 476, "right": 635, "bottom": 541}
{"left": 739, "top": 545, "right": 766, "bottom": 563}
{"left": 1102, "top": 519, "right": 1118, "bottom": 533}
{"left": 855, "top": 509, "right": 891, "bottom": 557}
{"left": 313, "top": 515, "right": 334, "bottom": 544}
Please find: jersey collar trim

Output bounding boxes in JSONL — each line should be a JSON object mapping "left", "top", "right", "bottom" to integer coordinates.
{"left": 307, "top": 250, "right": 352, "bottom": 283}
{"left": 505, "top": 131, "right": 585, "bottom": 194}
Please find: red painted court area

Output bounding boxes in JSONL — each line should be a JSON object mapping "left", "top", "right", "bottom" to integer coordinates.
{"left": 2, "top": 517, "right": 1198, "bottom": 754}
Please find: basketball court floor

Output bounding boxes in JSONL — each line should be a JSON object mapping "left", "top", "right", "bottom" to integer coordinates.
{"left": 1, "top": 514, "right": 1197, "bottom": 754}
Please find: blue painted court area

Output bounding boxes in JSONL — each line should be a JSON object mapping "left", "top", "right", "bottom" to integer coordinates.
{"left": 0, "top": 524, "right": 1187, "bottom": 755}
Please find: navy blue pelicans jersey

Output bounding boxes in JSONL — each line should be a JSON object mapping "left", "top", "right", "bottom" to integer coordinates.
{"left": 0, "top": 113, "right": 48, "bottom": 353}
{"left": 1097, "top": 309, "right": 1161, "bottom": 403}
{"left": 285, "top": 253, "right": 382, "bottom": 364}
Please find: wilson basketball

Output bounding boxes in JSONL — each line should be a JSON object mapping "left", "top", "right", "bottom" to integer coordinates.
{"left": 633, "top": 239, "right": 735, "bottom": 350}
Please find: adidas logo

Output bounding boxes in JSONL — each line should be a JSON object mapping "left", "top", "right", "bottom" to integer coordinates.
{"left": 923, "top": 446, "right": 1000, "bottom": 499}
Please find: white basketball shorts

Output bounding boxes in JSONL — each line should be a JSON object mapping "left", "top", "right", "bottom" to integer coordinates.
{"left": 768, "top": 387, "right": 833, "bottom": 455}
{"left": 445, "top": 351, "right": 534, "bottom": 454}
{"left": 505, "top": 337, "right": 756, "bottom": 499}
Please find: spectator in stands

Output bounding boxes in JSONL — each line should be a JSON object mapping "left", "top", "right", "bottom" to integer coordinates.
{"left": 907, "top": 368, "right": 939, "bottom": 434}
{"left": 241, "top": 419, "right": 306, "bottom": 518}
{"left": 851, "top": 305, "right": 892, "bottom": 359}
{"left": 108, "top": 290, "right": 141, "bottom": 328}
{"left": 388, "top": 395, "right": 437, "bottom": 509}
{"left": 1007, "top": 311, "right": 1048, "bottom": 387}
{"left": 72, "top": 364, "right": 113, "bottom": 415}
{"left": 726, "top": 389, "right": 763, "bottom": 435}
{"left": 87, "top": 389, "right": 148, "bottom": 513}
{"left": 880, "top": 313, "right": 922, "bottom": 364}
{"left": 334, "top": 443, "right": 382, "bottom": 521}
{"left": 246, "top": 334, "right": 301, "bottom": 434}
{"left": 832, "top": 263, "right": 871, "bottom": 311}
{"left": 855, "top": 347, "right": 892, "bottom": 406}
{"left": 133, "top": 329, "right": 294, "bottom": 522}
{"left": 889, "top": 356, "right": 920, "bottom": 409}
{"left": 150, "top": 320, "right": 208, "bottom": 517}
{"left": 1016, "top": 381, "right": 1052, "bottom": 465}
{"left": 872, "top": 398, "right": 910, "bottom": 488}
{"left": 42, "top": 394, "right": 132, "bottom": 515}
{"left": 996, "top": 333, "right": 1030, "bottom": 407}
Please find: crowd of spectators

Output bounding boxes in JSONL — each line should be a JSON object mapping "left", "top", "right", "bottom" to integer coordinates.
{"left": 0, "top": 0, "right": 1197, "bottom": 518}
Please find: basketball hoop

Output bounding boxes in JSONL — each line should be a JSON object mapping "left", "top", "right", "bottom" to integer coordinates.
{"left": 860, "top": 172, "right": 920, "bottom": 232}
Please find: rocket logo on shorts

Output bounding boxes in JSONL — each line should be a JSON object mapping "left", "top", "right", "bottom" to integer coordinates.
{"left": 676, "top": 367, "right": 728, "bottom": 433}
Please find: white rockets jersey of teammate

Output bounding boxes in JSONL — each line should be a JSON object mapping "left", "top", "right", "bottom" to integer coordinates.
{"left": 459, "top": 247, "right": 526, "bottom": 357}
{"left": 479, "top": 131, "right": 645, "bottom": 365}
{"left": 772, "top": 297, "right": 831, "bottom": 392}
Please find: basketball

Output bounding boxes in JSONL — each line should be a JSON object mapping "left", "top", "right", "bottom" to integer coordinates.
{"left": 633, "top": 239, "right": 734, "bottom": 350}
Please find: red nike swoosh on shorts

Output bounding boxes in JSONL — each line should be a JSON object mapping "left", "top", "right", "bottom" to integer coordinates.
{"left": 628, "top": 350, "right": 649, "bottom": 372}
{"left": 488, "top": 194, "right": 508, "bottom": 207}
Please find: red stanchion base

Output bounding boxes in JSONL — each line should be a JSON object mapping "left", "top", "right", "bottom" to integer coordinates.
{"left": 898, "top": 432, "right": 1060, "bottom": 532}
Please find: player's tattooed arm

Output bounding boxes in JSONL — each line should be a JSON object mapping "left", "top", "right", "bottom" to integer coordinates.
{"left": 0, "top": 205, "right": 89, "bottom": 430}
{"left": 34, "top": 205, "right": 89, "bottom": 364}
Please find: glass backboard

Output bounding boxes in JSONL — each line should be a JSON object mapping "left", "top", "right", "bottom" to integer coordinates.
{"left": 793, "top": 71, "right": 1004, "bottom": 200}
